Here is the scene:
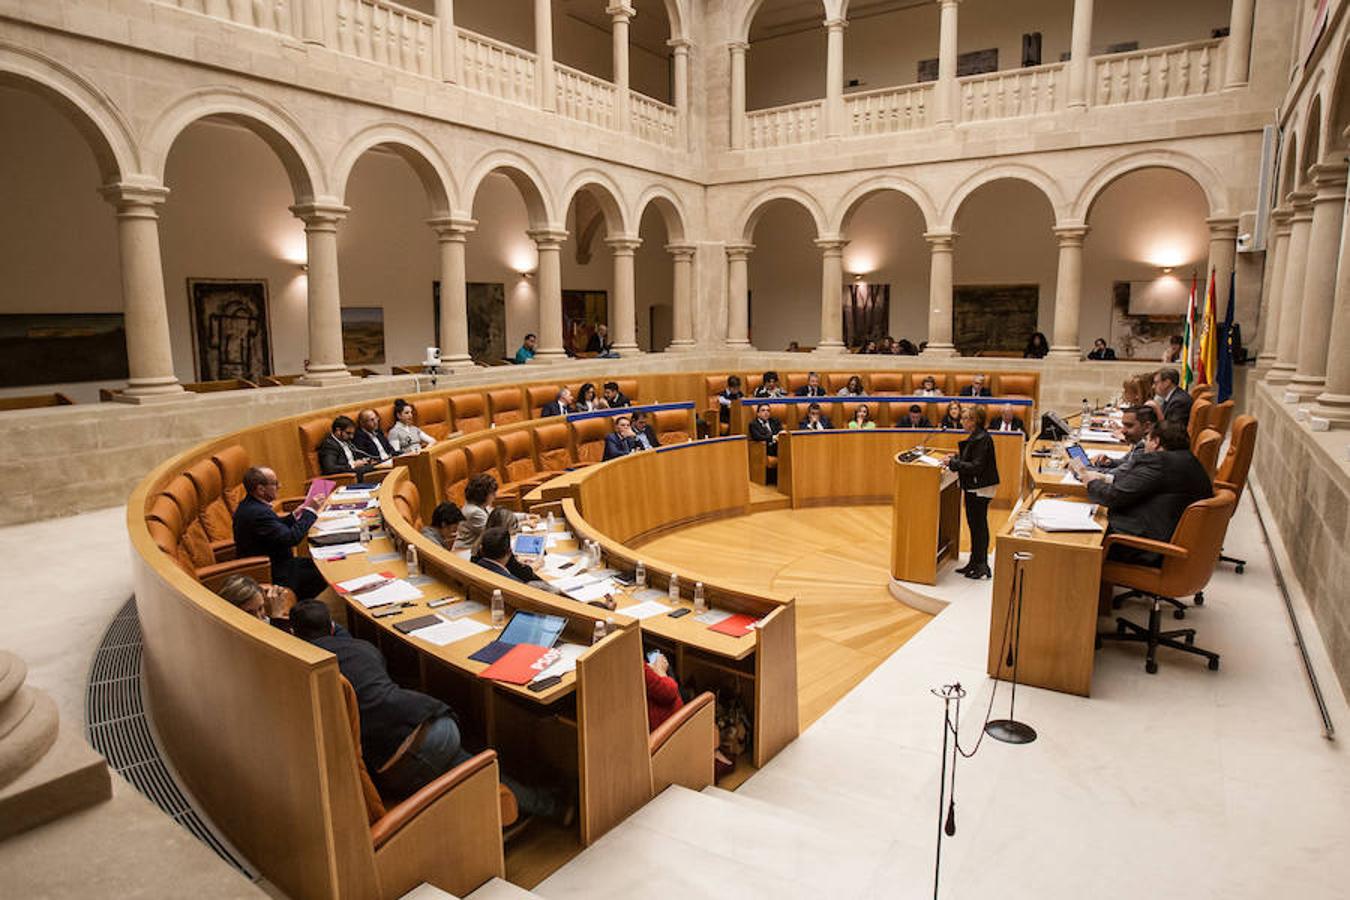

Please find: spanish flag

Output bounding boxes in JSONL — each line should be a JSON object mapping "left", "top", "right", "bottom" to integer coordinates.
{"left": 1197, "top": 267, "right": 1219, "bottom": 386}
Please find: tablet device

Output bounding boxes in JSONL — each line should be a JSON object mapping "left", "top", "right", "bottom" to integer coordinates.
{"left": 512, "top": 533, "right": 546, "bottom": 556}
{"left": 1066, "top": 444, "right": 1091, "bottom": 467}
{"left": 499, "top": 610, "right": 567, "bottom": 649}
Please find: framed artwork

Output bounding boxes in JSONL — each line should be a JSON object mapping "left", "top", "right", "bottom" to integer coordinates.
{"left": 844, "top": 283, "right": 891, "bottom": 347}
{"left": 1109, "top": 281, "right": 1182, "bottom": 360}
{"left": 0, "top": 313, "right": 128, "bottom": 387}
{"left": 433, "top": 281, "right": 506, "bottom": 363}
{"left": 563, "top": 290, "right": 608, "bottom": 354}
{"left": 188, "top": 279, "right": 272, "bottom": 382}
{"left": 918, "top": 48, "right": 998, "bottom": 82}
{"left": 341, "top": 306, "right": 385, "bottom": 366}
{"left": 952, "top": 284, "right": 1038, "bottom": 355}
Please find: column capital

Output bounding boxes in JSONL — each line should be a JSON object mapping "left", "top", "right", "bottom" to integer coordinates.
{"left": 1269, "top": 205, "right": 1293, "bottom": 227}
{"left": 527, "top": 227, "right": 570, "bottom": 249}
{"left": 665, "top": 241, "right": 697, "bottom": 259}
{"left": 1052, "top": 223, "right": 1090, "bottom": 244}
{"left": 823, "top": 16, "right": 847, "bottom": 31}
{"left": 100, "top": 181, "right": 170, "bottom": 216}
{"left": 290, "top": 201, "right": 350, "bottom": 229}
{"left": 604, "top": 235, "right": 643, "bottom": 255}
{"left": 728, "top": 41, "right": 749, "bottom": 54}
{"left": 427, "top": 215, "right": 477, "bottom": 239}
{"left": 605, "top": 2, "right": 635, "bottom": 21}
{"left": 725, "top": 240, "right": 755, "bottom": 261}
{"left": 937, "top": 0, "right": 961, "bottom": 8}
{"left": 667, "top": 37, "right": 691, "bottom": 52}
{"left": 1309, "top": 161, "right": 1349, "bottom": 197}
{"left": 814, "top": 236, "right": 849, "bottom": 254}
{"left": 1287, "top": 190, "right": 1317, "bottom": 220}
{"left": 923, "top": 229, "right": 957, "bottom": 250}
{"left": 1204, "top": 215, "right": 1241, "bottom": 238}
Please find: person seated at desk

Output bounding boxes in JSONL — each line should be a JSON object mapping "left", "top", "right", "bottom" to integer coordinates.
{"left": 1024, "top": 332, "right": 1050, "bottom": 359}
{"left": 795, "top": 371, "right": 826, "bottom": 397}
{"left": 959, "top": 374, "right": 992, "bottom": 397}
{"left": 1121, "top": 372, "right": 1154, "bottom": 407}
{"left": 513, "top": 332, "right": 537, "bottom": 364}
{"left": 574, "top": 382, "right": 602, "bottom": 413}
{"left": 1161, "top": 334, "right": 1183, "bottom": 363}
{"left": 643, "top": 649, "right": 684, "bottom": 730}
{"left": 798, "top": 402, "right": 833, "bottom": 431}
{"left": 603, "top": 415, "right": 639, "bottom": 460}
{"left": 472, "top": 524, "right": 526, "bottom": 584}
{"left": 899, "top": 404, "right": 931, "bottom": 428}
{"left": 218, "top": 574, "right": 296, "bottom": 629}
{"left": 939, "top": 400, "right": 964, "bottom": 430}
{"left": 991, "top": 403, "right": 1025, "bottom": 435}
{"left": 630, "top": 410, "right": 659, "bottom": 450}
{"left": 482, "top": 508, "right": 559, "bottom": 592}
{"left": 848, "top": 404, "right": 876, "bottom": 429}
{"left": 354, "top": 409, "right": 396, "bottom": 463}
{"left": 454, "top": 473, "right": 534, "bottom": 553}
{"left": 748, "top": 403, "right": 783, "bottom": 456}
{"left": 541, "top": 386, "right": 574, "bottom": 418}
{"left": 388, "top": 399, "right": 436, "bottom": 453}
{"left": 915, "top": 375, "right": 942, "bottom": 397}
{"left": 1149, "top": 367, "right": 1193, "bottom": 427}
{"left": 716, "top": 375, "right": 744, "bottom": 431}
{"left": 1087, "top": 337, "right": 1117, "bottom": 361}
{"left": 836, "top": 375, "right": 865, "bottom": 397}
{"left": 1081, "top": 405, "right": 1156, "bottom": 480}
{"left": 754, "top": 371, "right": 787, "bottom": 398}
{"left": 290, "top": 600, "right": 569, "bottom": 818}
{"left": 421, "top": 501, "right": 464, "bottom": 548}
{"left": 944, "top": 404, "right": 998, "bottom": 580}
{"left": 318, "top": 415, "right": 380, "bottom": 480}
{"left": 603, "top": 381, "right": 630, "bottom": 408}
{"left": 232, "top": 466, "right": 329, "bottom": 600}
{"left": 1074, "top": 420, "right": 1212, "bottom": 566}
{"left": 586, "top": 323, "right": 618, "bottom": 358}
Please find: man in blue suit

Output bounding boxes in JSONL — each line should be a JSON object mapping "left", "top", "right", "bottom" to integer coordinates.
{"left": 232, "top": 466, "right": 329, "bottom": 600}
{"left": 603, "top": 415, "right": 639, "bottom": 460}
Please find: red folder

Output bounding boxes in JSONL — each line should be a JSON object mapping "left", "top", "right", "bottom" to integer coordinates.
{"left": 709, "top": 613, "right": 758, "bottom": 638}
{"left": 479, "top": 644, "right": 553, "bottom": 684}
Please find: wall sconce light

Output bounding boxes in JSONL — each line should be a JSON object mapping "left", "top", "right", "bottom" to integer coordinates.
{"left": 1160, "top": 266, "right": 1174, "bottom": 275}
{"left": 298, "top": 262, "right": 309, "bottom": 273}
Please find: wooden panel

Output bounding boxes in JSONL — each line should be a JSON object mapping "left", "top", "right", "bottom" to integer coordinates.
{"left": 753, "top": 604, "right": 800, "bottom": 768}
{"left": 890, "top": 455, "right": 960, "bottom": 585}
{"left": 576, "top": 627, "right": 653, "bottom": 845}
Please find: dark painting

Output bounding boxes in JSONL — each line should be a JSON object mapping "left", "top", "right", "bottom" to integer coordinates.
{"left": 433, "top": 281, "right": 506, "bottom": 363}
{"left": 844, "top": 283, "right": 891, "bottom": 347}
{"left": 188, "top": 279, "right": 272, "bottom": 382}
{"left": 0, "top": 313, "right": 128, "bottom": 387}
{"left": 953, "top": 284, "right": 1038, "bottom": 355}
{"left": 563, "top": 290, "right": 608, "bottom": 354}
{"left": 341, "top": 306, "right": 385, "bottom": 366}
{"left": 918, "top": 48, "right": 999, "bottom": 82}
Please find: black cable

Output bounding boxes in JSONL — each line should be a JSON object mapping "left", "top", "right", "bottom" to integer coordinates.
{"left": 946, "top": 557, "right": 1019, "bottom": 760}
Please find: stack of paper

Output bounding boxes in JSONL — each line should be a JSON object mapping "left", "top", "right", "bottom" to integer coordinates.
{"left": 349, "top": 579, "right": 423, "bottom": 608}
{"left": 310, "top": 542, "right": 366, "bottom": 560}
{"left": 616, "top": 599, "right": 674, "bottom": 620}
{"left": 565, "top": 579, "right": 620, "bottom": 604}
{"left": 914, "top": 453, "right": 944, "bottom": 467}
{"left": 313, "top": 514, "right": 362, "bottom": 534}
{"left": 1032, "top": 498, "right": 1103, "bottom": 532}
{"left": 531, "top": 643, "right": 588, "bottom": 682}
{"left": 408, "top": 618, "right": 490, "bottom": 647}
{"left": 1077, "top": 428, "right": 1122, "bottom": 443}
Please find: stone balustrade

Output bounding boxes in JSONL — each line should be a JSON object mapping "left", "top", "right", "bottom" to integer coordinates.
{"left": 334, "top": 0, "right": 438, "bottom": 77}
{"left": 746, "top": 99, "right": 824, "bottom": 149}
{"left": 959, "top": 61, "right": 1066, "bottom": 123}
{"left": 845, "top": 83, "right": 933, "bottom": 136}
{"left": 555, "top": 63, "right": 618, "bottom": 132}
{"left": 457, "top": 28, "right": 537, "bottom": 106}
{"left": 1092, "top": 38, "right": 1226, "bottom": 107}
{"left": 630, "top": 91, "right": 679, "bottom": 148}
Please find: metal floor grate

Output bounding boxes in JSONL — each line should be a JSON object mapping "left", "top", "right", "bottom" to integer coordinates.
{"left": 85, "top": 598, "right": 259, "bottom": 882}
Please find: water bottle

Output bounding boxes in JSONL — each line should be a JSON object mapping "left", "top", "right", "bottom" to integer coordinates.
{"left": 591, "top": 541, "right": 603, "bottom": 568}
{"left": 592, "top": 619, "right": 606, "bottom": 644}
{"left": 405, "top": 543, "right": 420, "bottom": 578}
{"left": 668, "top": 573, "right": 680, "bottom": 601}
{"left": 359, "top": 518, "right": 372, "bottom": 547}
{"left": 546, "top": 511, "right": 555, "bottom": 533}
{"left": 635, "top": 561, "right": 646, "bottom": 589}
{"left": 1014, "top": 510, "right": 1034, "bottom": 538}
{"left": 693, "top": 581, "right": 706, "bottom": 614}
{"left": 1079, "top": 398, "right": 1091, "bottom": 437}
{"left": 491, "top": 589, "right": 504, "bottom": 627}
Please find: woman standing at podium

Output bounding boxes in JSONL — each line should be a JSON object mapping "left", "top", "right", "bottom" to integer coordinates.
{"left": 946, "top": 404, "right": 999, "bottom": 580}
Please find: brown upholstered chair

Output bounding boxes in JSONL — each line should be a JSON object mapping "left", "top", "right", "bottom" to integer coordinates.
{"left": 826, "top": 373, "right": 865, "bottom": 394}
{"left": 408, "top": 398, "right": 451, "bottom": 440}
{"left": 1098, "top": 489, "right": 1236, "bottom": 674}
{"left": 612, "top": 378, "right": 640, "bottom": 404}
{"left": 909, "top": 372, "right": 949, "bottom": 395}
{"left": 994, "top": 373, "right": 1037, "bottom": 402}
{"left": 487, "top": 388, "right": 525, "bottom": 426}
{"left": 184, "top": 458, "right": 236, "bottom": 552}
{"left": 393, "top": 480, "right": 425, "bottom": 532}
{"left": 1189, "top": 384, "right": 1215, "bottom": 400}
{"left": 496, "top": 430, "right": 553, "bottom": 502}
{"left": 532, "top": 422, "right": 574, "bottom": 473}
{"left": 784, "top": 373, "right": 811, "bottom": 394}
{"left": 212, "top": 444, "right": 252, "bottom": 514}
{"left": 952, "top": 373, "right": 989, "bottom": 395}
{"left": 1187, "top": 398, "right": 1212, "bottom": 446}
{"left": 1216, "top": 415, "right": 1258, "bottom": 573}
{"left": 652, "top": 408, "right": 693, "bottom": 445}
{"left": 437, "top": 448, "right": 470, "bottom": 506}
{"left": 526, "top": 385, "right": 560, "bottom": 418}
{"left": 571, "top": 418, "right": 612, "bottom": 465}
{"left": 1192, "top": 428, "right": 1223, "bottom": 478}
{"left": 865, "top": 373, "right": 905, "bottom": 394}
{"left": 146, "top": 490, "right": 270, "bottom": 591}
{"left": 449, "top": 393, "right": 488, "bottom": 434}
{"left": 648, "top": 691, "right": 716, "bottom": 795}
{"left": 703, "top": 375, "right": 742, "bottom": 436}
{"left": 1206, "top": 400, "right": 1234, "bottom": 438}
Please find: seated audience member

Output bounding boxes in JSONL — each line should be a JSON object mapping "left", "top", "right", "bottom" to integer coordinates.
{"left": 848, "top": 404, "right": 876, "bottom": 429}
{"left": 785, "top": 340, "right": 801, "bottom": 352}
{"left": 753, "top": 371, "right": 787, "bottom": 398}
{"left": 630, "top": 410, "right": 659, "bottom": 450}
{"left": 1149, "top": 367, "right": 1194, "bottom": 426}
{"left": 798, "top": 402, "right": 833, "bottom": 431}
{"left": 602, "top": 381, "right": 631, "bottom": 408}
{"left": 897, "top": 338, "right": 919, "bottom": 356}
{"left": 388, "top": 398, "right": 436, "bottom": 453}
{"left": 749, "top": 403, "right": 783, "bottom": 456}
{"left": 939, "top": 400, "right": 964, "bottom": 430}
{"left": 915, "top": 375, "right": 942, "bottom": 397}
{"left": 716, "top": 375, "right": 744, "bottom": 430}
{"left": 218, "top": 574, "right": 296, "bottom": 628}
{"left": 232, "top": 466, "right": 328, "bottom": 600}
{"left": 1162, "top": 334, "right": 1184, "bottom": 363}
{"left": 454, "top": 473, "right": 532, "bottom": 553}
{"left": 603, "top": 415, "right": 639, "bottom": 460}
{"left": 574, "top": 382, "right": 601, "bottom": 412}
{"left": 837, "top": 375, "right": 866, "bottom": 396}
{"left": 959, "top": 374, "right": 992, "bottom": 397}
{"left": 421, "top": 501, "right": 464, "bottom": 548}
{"left": 880, "top": 337, "right": 895, "bottom": 354}
{"left": 1024, "top": 332, "right": 1050, "bottom": 359}
{"left": 991, "top": 403, "right": 1025, "bottom": 435}
{"left": 795, "top": 371, "right": 826, "bottom": 397}
{"left": 586, "top": 323, "right": 618, "bottom": 358}
{"left": 541, "top": 386, "right": 574, "bottom": 418}
{"left": 1087, "top": 338, "right": 1117, "bottom": 361}
{"left": 290, "top": 600, "right": 568, "bottom": 817}
{"left": 1076, "top": 405, "right": 1156, "bottom": 480}
{"left": 471, "top": 526, "right": 525, "bottom": 582}
{"left": 354, "top": 409, "right": 396, "bottom": 462}
{"left": 1077, "top": 421, "right": 1211, "bottom": 565}
{"left": 513, "top": 332, "right": 537, "bottom": 364}
{"left": 483, "top": 508, "right": 558, "bottom": 593}
{"left": 900, "top": 404, "right": 931, "bottom": 428}
{"left": 318, "top": 415, "right": 378, "bottom": 479}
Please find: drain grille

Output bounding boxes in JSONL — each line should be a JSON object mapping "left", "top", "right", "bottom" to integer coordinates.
{"left": 85, "top": 598, "right": 258, "bottom": 882}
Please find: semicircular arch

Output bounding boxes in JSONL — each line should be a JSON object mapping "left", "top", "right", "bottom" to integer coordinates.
{"left": 735, "top": 186, "right": 828, "bottom": 241}
{"left": 943, "top": 163, "right": 1065, "bottom": 226}
{"left": 462, "top": 150, "right": 555, "bottom": 226}
{"left": 634, "top": 184, "right": 689, "bottom": 241}
{"left": 1072, "top": 150, "right": 1226, "bottom": 221}
{"left": 832, "top": 175, "right": 937, "bottom": 233}
{"left": 331, "top": 123, "right": 457, "bottom": 215}
{"left": 559, "top": 169, "right": 630, "bottom": 235}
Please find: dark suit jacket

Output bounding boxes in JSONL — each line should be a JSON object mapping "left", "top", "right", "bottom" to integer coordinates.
{"left": 992, "top": 416, "right": 1025, "bottom": 435}
{"left": 1160, "top": 388, "right": 1194, "bottom": 426}
{"left": 949, "top": 429, "right": 999, "bottom": 491}
{"left": 632, "top": 425, "right": 659, "bottom": 450}
{"left": 606, "top": 391, "right": 631, "bottom": 408}
{"left": 1087, "top": 348, "right": 1117, "bottom": 360}
{"left": 794, "top": 385, "right": 825, "bottom": 397}
{"left": 585, "top": 334, "right": 614, "bottom": 354}
{"left": 354, "top": 428, "right": 395, "bottom": 460}
{"left": 798, "top": 415, "right": 833, "bottom": 430}
{"left": 717, "top": 389, "right": 743, "bottom": 424}
{"left": 900, "top": 416, "right": 932, "bottom": 428}
{"left": 603, "top": 433, "right": 637, "bottom": 460}
{"left": 749, "top": 416, "right": 783, "bottom": 450}
{"left": 473, "top": 555, "right": 527, "bottom": 584}
{"left": 233, "top": 495, "right": 317, "bottom": 571}
{"left": 959, "top": 385, "right": 993, "bottom": 397}
{"left": 317, "top": 434, "right": 369, "bottom": 476}
{"left": 1087, "top": 449, "right": 1213, "bottom": 543}
{"left": 541, "top": 400, "right": 569, "bottom": 418}
{"left": 940, "top": 415, "right": 963, "bottom": 430}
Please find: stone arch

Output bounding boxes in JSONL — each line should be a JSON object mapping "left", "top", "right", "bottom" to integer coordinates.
{"left": 559, "top": 169, "right": 630, "bottom": 236}
{"left": 944, "top": 163, "right": 1066, "bottom": 225}
{"left": 832, "top": 175, "right": 937, "bottom": 234}
{"left": 658, "top": 0, "right": 689, "bottom": 43}
{"left": 0, "top": 43, "right": 139, "bottom": 182}
{"left": 1329, "top": 37, "right": 1350, "bottom": 152}
{"left": 1300, "top": 93, "right": 1323, "bottom": 181}
{"left": 633, "top": 185, "right": 689, "bottom": 241}
{"left": 1279, "top": 129, "right": 1301, "bottom": 199}
{"left": 144, "top": 87, "right": 325, "bottom": 203}
{"left": 735, "top": 186, "right": 827, "bottom": 241}
{"left": 1071, "top": 150, "right": 1226, "bottom": 221}
{"left": 331, "top": 123, "right": 457, "bottom": 216}
{"left": 462, "top": 150, "right": 555, "bottom": 226}
{"left": 735, "top": 0, "right": 832, "bottom": 43}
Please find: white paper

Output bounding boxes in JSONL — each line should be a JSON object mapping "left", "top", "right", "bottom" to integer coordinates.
{"left": 310, "top": 542, "right": 366, "bottom": 560}
{"left": 1077, "top": 429, "right": 1122, "bottom": 443}
{"left": 616, "top": 599, "right": 674, "bottom": 620}
{"left": 336, "top": 572, "right": 389, "bottom": 593}
{"left": 915, "top": 454, "right": 944, "bottom": 467}
{"left": 694, "top": 609, "right": 733, "bottom": 625}
{"left": 531, "top": 643, "right": 588, "bottom": 681}
{"left": 1097, "top": 449, "right": 1130, "bottom": 460}
{"left": 436, "top": 600, "right": 486, "bottom": 620}
{"left": 352, "top": 580, "right": 424, "bottom": 608}
{"left": 334, "top": 485, "right": 377, "bottom": 496}
{"left": 566, "top": 579, "right": 621, "bottom": 604}
{"left": 313, "top": 515, "right": 363, "bottom": 534}
{"left": 630, "top": 588, "right": 668, "bottom": 604}
{"left": 410, "top": 618, "right": 490, "bottom": 646}
{"left": 1060, "top": 471, "right": 1081, "bottom": 484}
{"left": 551, "top": 573, "right": 599, "bottom": 592}
{"left": 1032, "top": 498, "right": 1103, "bottom": 532}
{"left": 541, "top": 554, "right": 582, "bottom": 576}
{"left": 546, "top": 531, "right": 575, "bottom": 548}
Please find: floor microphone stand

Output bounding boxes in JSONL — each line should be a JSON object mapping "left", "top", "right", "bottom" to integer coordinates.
{"left": 985, "top": 552, "right": 1038, "bottom": 744}
{"left": 931, "top": 682, "right": 965, "bottom": 900}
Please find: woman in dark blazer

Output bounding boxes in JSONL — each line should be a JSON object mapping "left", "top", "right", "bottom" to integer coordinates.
{"left": 939, "top": 400, "right": 963, "bottom": 430}
{"left": 946, "top": 404, "right": 999, "bottom": 580}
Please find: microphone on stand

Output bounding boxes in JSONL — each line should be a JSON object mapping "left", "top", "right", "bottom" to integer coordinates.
{"left": 986, "top": 551, "right": 1038, "bottom": 745}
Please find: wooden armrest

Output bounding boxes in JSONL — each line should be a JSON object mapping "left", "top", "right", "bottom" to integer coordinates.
{"left": 1102, "top": 534, "right": 1189, "bottom": 559}
{"left": 209, "top": 539, "right": 237, "bottom": 562}
{"left": 197, "top": 556, "right": 271, "bottom": 592}
{"left": 275, "top": 495, "right": 307, "bottom": 513}
{"left": 371, "top": 750, "right": 498, "bottom": 850}
{"left": 649, "top": 691, "right": 715, "bottom": 756}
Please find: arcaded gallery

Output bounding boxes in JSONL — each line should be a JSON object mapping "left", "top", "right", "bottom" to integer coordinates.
{"left": 1, "top": 0, "right": 1349, "bottom": 897}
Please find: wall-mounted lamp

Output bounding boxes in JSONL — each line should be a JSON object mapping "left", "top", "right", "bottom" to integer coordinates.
{"left": 297, "top": 262, "right": 309, "bottom": 273}
{"left": 1160, "top": 266, "right": 1174, "bottom": 275}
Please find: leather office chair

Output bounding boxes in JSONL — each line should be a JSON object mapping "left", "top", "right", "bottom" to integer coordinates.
{"left": 994, "top": 373, "right": 1038, "bottom": 402}
{"left": 463, "top": 437, "right": 510, "bottom": 504}
{"left": 908, "top": 372, "right": 949, "bottom": 395}
{"left": 496, "top": 430, "right": 555, "bottom": 500}
{"left": 487, "top": 388, "right": 525, "bottom": 426}
{"left": 410, "top": 397, "right": 451, "bottom": 440}
{"left": 703, "top": 375, "right": 741, "bottom": 436}
{"left": 1189, "top": 384, "right": 1216, "bottom": 401}
{"left": 1206, "top": 399, "right": 1234, "bottom": 438}
{"left": 1192, "top": 428, "right": 1223, "bottom": 478}
{"left": 865, "top": 373, "right": 904, "bottom": 394}
{"left": 1098, "top": 488, "right": 1236, "bottom": 674}
{"left": 184, "top": 458, "right": 237, "bottom": 553}
{"left": 526, "top": 384, "right": 560, "bottom": 418}
{"left": 448, "top": 393, "right": 488, "bottom": 434}
{"left": 784, "top": 373, "right": 811, "bottom": 394}
{"left": 436, "top": 448, "right": 470, "bottom": 506}
{"left": 612, "top": 378, "right": 640, "bottom": 404}
{"left": 571, "top": 417, "right": 612, "bottom": 465}
{"left": 146, "top": 492, "right": 270, "bottom": 591}
{"left": 652, "top": 408, "right": 693, "bottom": 445}
{"left": 952, "top": 373, "right": 989, "bottom": 395}
{"left": 648, "top": 691, "right": 717, "bottom": 795}
{"left": 1216, "top": 415, "right": 1258, "bottom": 573}
{"left": 392, "top": 480, "right": 424, "bottom": 532}
{"left": 212, "top": 445, "right": 252, "bottom": 514}
{"left": 531, "top": 422, "right": 574, "bottom": 472}
{"left": 1187, "top": 398, "right": 1212, "bottom": 445}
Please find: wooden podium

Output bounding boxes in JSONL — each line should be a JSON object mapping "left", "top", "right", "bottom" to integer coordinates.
{"left": 890, "top": 450, "right": 961, "bottom": 585}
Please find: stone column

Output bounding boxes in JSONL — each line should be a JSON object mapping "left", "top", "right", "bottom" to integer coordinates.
{"left": 608, "top": 3, "right": 634, "bottom": 130}
{"left": 1222, "top": 0, "right": 1255, "bottom": 90}
{"left": 1066, "top": 0, "right": 1094, "bottom": 110}
{"left": 292, "top": 202, "right": 354, "bottom": 385}
{"left": 301, "top": 0, "right": 326, "bottom": 45}
{"left": 100, "top": 183, "right": 187, "bottom": 402}
{"left": 814, "top": 237, "right": 848, "bottom": 352}
{"left": 434, "top": 0, "right": 457, "bottom": 82}
{"left": 669, "top": 38, "right": 691, "bottom": 147}
{"left": 1289, "top": 164, "right": 1348, "bottom": 399}
{"left": 528, "top": 227, "right": 568, "bottom": 360}
{"left": 922, "top": 229, "right": 958, "bottom": 356}
{"left": 725, "top": 241, "right": 754, "bottom": 348}
{"left": 1312, "top": 184, "right": 1350, "bottom": 426}
{"left": 1050, "top": 224, "right": 1090, "bottom": 358}
{"left": 1206, "top": 216, "right": 1239, "bottom": 306}
{"left": 606, "top": 235, "right": 642, "bottom": 353}
{"left": 428, "top": 216, "right": 476, "bottom": 366}
{"left": 1256, "top": 207, "right": 1292, "bottom": 370}
{"left": 824, "top": 16, "right": 847, "bottom": 138}
{"left": 933, "top": 0, "right": 961, "bottom": 127}
{"left": 1266, "top": 191, "right": 1315, "bottom": 385}
{"left": 535, "top": 0, "right": 556, "bottom": 111}
{"left": 729, "top": 42, "right": 748, "bottom": 149}
{"left": 667, "top": 242, "right": 697, "bottom": 350}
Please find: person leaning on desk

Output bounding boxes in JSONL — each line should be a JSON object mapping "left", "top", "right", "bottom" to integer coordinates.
{"left": 944, "top": 404, "right": 998, "bottom": 580}
{"left": 231, "top": 465, "right": 330, "bottom": 601}
{"left": 1085, "top": 404, "right": 1157, "bottom": 479}
{"left": 318, "top": 415, "right": 381, "bottom": 481}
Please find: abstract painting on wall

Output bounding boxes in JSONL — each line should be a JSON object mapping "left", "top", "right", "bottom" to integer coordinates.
{"left": 433, "top": 281, "right": 506, "bottom": 363}
{"left": 952, "top": 284, "right": 1038, "bottom": 355}
{"left": 563, "top": 290, "right": 608, "bottom": 355}
{"left": 188, "top": 279, "right": 272, "bottom": 382}
{"left": 1109, "top": 281, "right": 1182, "bottom": 360}
{"left": 0, "top": 313, "right": 128, "bottom": 387}
{"left": 341, "top": 306, "right": 385, "bottom": 366}
{"left": 843, "top": 283, "right": 891, "bottom": 348}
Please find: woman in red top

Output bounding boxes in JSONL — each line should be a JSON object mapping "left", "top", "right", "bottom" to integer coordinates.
{"left": 643, "top": 651, "right": 683, "bottom": 731}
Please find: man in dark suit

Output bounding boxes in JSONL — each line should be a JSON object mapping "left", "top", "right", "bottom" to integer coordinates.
{"left": 472, "top": 527, "right": 526, "bottom": 583}
{"left": 541, "top": 387, "right": 573, "bottom": 418}
{"left": 991, "top": 403, "right": 1025, "bottom": 436}
{"left": 1087, "top": 338, "right": 1117, "bottom": 360}
{"left": 602, "top": 381, "right": 631, "bottom": 408}
{"left": 900, "top": 404, "right": 931, "bottom": 428}
{"left": 1150, "top": 368, "right": 1194, "bottom": 427}
{"left": 630, "top": 411, "right": 659, "bottom": 450}
{"left": 1079, "top": 405, "right": 1156, "bottom": 479}
{"left": 748, "top": 403, "right": 783, "bottom": 455}
{"left": 585, "top": 324, "right": 618, "bottom": 358}
{"left": 603, "top": 416, "right": 639, "bottom": 460}
{"left": 232, "top": 466, "right": 328, "bottom": 600}
{"left": 958, "top": 374, "right": 992, "bottom": 397}
{"left": 318, "top": 415, "right": 378, "bottom": 480}
{"left": 716, "top": 375, "right": 744, "bottom": 431}
{"left": 794, "top": 372, "right": 826, "bottom": 397}
{"left": 1078, "top": 421, "right": 1212, "bottom": 565}
{"left": 798, "top": 402, "right": 833, "bottom": 430}
{"left": 354, "top": 409, "right": 396, "bottom": 462}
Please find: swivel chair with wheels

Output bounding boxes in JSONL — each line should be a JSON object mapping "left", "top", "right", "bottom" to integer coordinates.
{"left": 1215, "top": 415, "right": 1258, "bottom": 574}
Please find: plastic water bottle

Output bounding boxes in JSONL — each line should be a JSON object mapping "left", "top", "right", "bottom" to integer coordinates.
{"left": 491, "top": 589, "right": 504, "bottom": 627}
{"left": 635, "top": 561, "right": 646, "bottom": 589}
{"left": 668, "top": 573, "right": 680, "bottom": 601}
{"left": 693, "top": 581, "right": 706, "bottom": 614}
{"left": 546, "top": 511, "right": 555, "bottom": 533}
{"left": 1080, "top": 399, "right": 1091, "bottom": 437}
{"left": 359, "top": 518, "right": 372, "bottom": 547}
{"left": 591, "top": 541, "right": 603, "bottom": 568}
{"left": 405, "top": 544, "right": 420, "bottom": 578}
{"left": 592, "top": 620, "right": 606, "bottom": 644}
{"left": 1014, "top": 510, "right": 1034, "bottom": 538}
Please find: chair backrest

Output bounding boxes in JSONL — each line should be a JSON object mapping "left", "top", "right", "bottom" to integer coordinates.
{"left": 783, "top": 372, "right": 811, "bottom": 393}
{"left": 393, "top": 479, "right": 424, "bottom": 532}
{"left": 1206, "top": 400, "right": 1234, "bottom": 437}
{"left": 1157, "top": 488, "right": 1237, "bottom": 598}
{"left": 464, "top": 437, "right": 502, "bottom": 482}
{"left": 527, "top": 385, "right": 560, "bottom": 418}
{"left": 995, "top": 373, "right": 1037, "bottom": 400}
{"left": 411, "top": 398, "right": 450, "bottom": 439}
{"left": 952, "top": 373, "right": 988, "bottom": 394}
{"left": 151, "top": 484, "right": 214, "bottom": 570}
{"left": 185, "top": 458, "right": 233, "bottom": 544}
{"left": 572, "top": 417, "right": 612, "bottom": 464}
{"left": 533, "top": 422, "right": 573, "bottom": 471}
{"left": 839, "top": 401, "right": 876, "bottom": 426}
{"left": 908, "top": 372, "right": 948, "bottom": 394}
{"left": 212, "top": 444, "right": 252, "bottom": 514}
{"left": 826, "top": 373, "right": 865, "bottom": 394}
{"left": 338, "top": 676, "right": 388, "bottom": 825}
{"left": 1188, "top": 399, "right": 1213, "bottom": 445}
{"left": 487, "top": 388, "right": 525, "bottom": 426}
{"left": 496, "top": 430, "right": 538, "bottom": 485}
{"left": 652, "top": 408, "right": 693, "bottom": 444}
{"left": 704, "top": 375, "right": 735, "bottom": 410}
{"left": 1216, "top": 415, "right": 1257, "bottom": 499}
{"left": 449, "top": 393, "right": 488, "bottom": 434}
{"left": 436, "top": 448, "right": 470, "bottom": 505}
{"left": 298, "top": 418, "right": 334, "bottom": 479}
{"left": 1189, "top": 384, "right": 1215, "bottom": 399}
{"left": 612, "top": 378, "right": 640, "bottom": 403}
{"left": 1192, "top": 428, "right": 1223, "bottom": 478}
